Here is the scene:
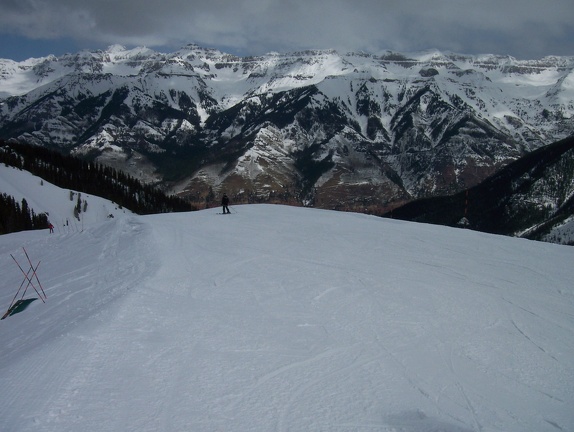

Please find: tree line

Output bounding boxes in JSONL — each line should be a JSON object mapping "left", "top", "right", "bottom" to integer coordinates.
{"left": 1, "top": 140, "right": 194, "bottom": 234}
{"left": 0, "top": 194, "right": 49, "bottom": 235}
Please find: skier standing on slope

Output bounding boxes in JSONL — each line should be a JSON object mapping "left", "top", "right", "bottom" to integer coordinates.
{"left": 221, "top": 193, "right": 230, "bottom": 214}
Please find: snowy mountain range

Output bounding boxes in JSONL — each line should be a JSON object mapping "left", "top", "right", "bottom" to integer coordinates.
{"left": 1, "top": 164, "right": 573, "bottom": 431}
{"left": 1, "top": 44, "right": 573, "bottom": 211}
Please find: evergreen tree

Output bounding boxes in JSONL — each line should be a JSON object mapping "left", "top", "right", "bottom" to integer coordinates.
{"left": 0, "top": 139, "right": 195, "bottom": 217}
{"left": 0, "top": 193, "right": 49, "bottom": 235}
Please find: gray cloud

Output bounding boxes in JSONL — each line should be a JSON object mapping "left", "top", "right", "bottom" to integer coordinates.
{"left": 0, "top": 0, "right": 572, "bottom": 58}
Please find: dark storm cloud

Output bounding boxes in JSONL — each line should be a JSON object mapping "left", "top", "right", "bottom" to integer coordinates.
{"left": 0, "top": 0, "right": 572, "bottom": 58}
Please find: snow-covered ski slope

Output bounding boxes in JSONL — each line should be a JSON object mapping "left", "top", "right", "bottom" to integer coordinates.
{"left": 1, "top": 169, "right": 573, "bottom": 431}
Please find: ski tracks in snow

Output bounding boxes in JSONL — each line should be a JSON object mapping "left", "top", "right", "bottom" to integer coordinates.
{"left": 3, "top": 205, "right": 573, "bottom": 431}
{"left": 0, "top": 216, "right": 163, "bottom": 431}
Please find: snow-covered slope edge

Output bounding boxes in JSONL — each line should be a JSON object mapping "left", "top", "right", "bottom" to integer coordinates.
{"left": 0, "top": 178, "right": 573, "bottom": 430}
{"left": 0, "top": 164, "right": 131, "bottom": 231}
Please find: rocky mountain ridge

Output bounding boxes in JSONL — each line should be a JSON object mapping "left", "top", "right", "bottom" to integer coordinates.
{"left": 388, "top": 135, "right": 574, "bottom": 245}
{"left": 1, "top": 44, "right": 572, "bottom": 211}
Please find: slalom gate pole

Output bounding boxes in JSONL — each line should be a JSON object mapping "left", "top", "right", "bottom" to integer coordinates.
{"left": 11, "top": 254, "right": 45, "bottom": 303}
{"left": 23, "top": 247, "right": 47, "bottom": 300}
{"left": 18, "top": 263, "right": 36, "bottom": 299}
{"left": 26, "top": 262, "right": 44, "bottom": 301}
{"left": 4, "top": 258, "right": 28, "bottom": 315}
{"left": 4, "top": 255, "right": 38, "bottom": 319}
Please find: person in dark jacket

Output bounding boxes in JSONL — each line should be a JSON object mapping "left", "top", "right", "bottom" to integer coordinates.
{"left": 221, "top": 194, "right": 230, "bottom": 214}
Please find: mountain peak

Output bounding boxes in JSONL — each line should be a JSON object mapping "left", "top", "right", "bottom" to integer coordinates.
{"left": 106, "top": 44, "right": 128, "bottom": 53}
{"left": 1, "top": 44, "right": 573, "bottom": 215}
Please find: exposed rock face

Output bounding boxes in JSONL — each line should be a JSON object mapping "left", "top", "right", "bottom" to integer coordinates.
{"left": 1, "top": 45, "right": 573, "bottom": 210}
{"left": 387, "top": 136, "right": 574, "bottom": 245}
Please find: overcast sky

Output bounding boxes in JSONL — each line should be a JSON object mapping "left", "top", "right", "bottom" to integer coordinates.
{"left": 0, "top": 0, "right": 572, "bottom": 61}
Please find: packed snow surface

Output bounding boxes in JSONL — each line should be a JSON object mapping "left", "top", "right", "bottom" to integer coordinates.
{"left": 1, "top": 168, "right": 574, "bottom": 431}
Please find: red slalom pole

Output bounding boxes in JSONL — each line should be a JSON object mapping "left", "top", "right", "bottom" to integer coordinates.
{"left": 3, "top": 260, "right": 26, "bottom": 317}
{"left": 10, "top": 254, "right": 45, "bottom": 303}
{"left": 23, "top": 247, "right": 47, "bottom": 300}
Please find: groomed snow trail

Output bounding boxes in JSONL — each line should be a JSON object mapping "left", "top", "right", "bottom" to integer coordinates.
{"left": 1, "top": 204, "right": 573, "bottom": 432}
